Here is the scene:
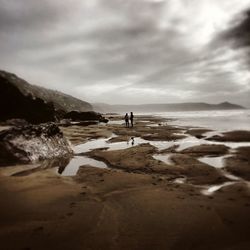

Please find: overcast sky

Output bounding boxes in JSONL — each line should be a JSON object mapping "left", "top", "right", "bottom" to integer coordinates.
{"left": 1, "top": 0, "right": 250, "bottom": 106}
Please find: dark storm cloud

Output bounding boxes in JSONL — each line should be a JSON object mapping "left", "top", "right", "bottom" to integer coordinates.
{"left": 0, "top": 1, "right": 72, "bottom": 31}
{"left": 0, "top": 0, "right": 250, "bottom": 106}
{"left": 222, "top": 9, "right": 250, "bottom": 49}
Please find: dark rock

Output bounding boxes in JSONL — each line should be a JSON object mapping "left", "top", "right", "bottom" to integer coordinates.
{"left": 54, "top": 109, "right": 67, "bottom": 121}
{"left": 59, "top": 119, "right": 72, "bottom": 127}
{"left": 99, "top": 117, "right": 109, "bottom": 123}
{"left": 224, "top": 147, "right": 250, "bottom": 181}
{"left": 105, "top": 113, "right": 119, "bottom": 115}
{"left": 207, "top": 130, "right": 250, "bottom": 142}
{"left": 64, "top": 111, "right": 108, "bottom": 123}
{"left": 59, "top": 119, "right": 101, "bottom": 127}
{"left": 170, "top": 154, "right": 229, "bottom": 185}
{"left": 181, "top": 144, "right": 229, "bottom": 157}
{"left": 0, "top": 70, "right": 92, "bottom": 114}
{"left": 0, "top": 123, "right": 73, "bottom": 166}
{"left": 4, "top": 119, "right": 29, "bottom": 127}
{"left": 0, "top": 70, "right": 93, "bottom": 124}
{"left": 0, "top": 72, "right": 56, "bottom": 124}
{"left": 76, "top": 121, "right": 99, "bottom": 126}
{"left": 186, "top": 129, "right": 212, "bottom": 139}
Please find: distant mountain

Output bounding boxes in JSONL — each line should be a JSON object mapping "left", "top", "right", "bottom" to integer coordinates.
{"left": 0, "top": 70, "right": 92, "bottom": 123}
{"left": 93, "top": 102, "right": 245, "bottom": 113}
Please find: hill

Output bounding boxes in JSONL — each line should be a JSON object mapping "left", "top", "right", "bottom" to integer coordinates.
{"left": 0, "top": 70, "right": 92, "bottom": 123}
{"left": 93, "top": 102, "right": 245, "bottom": 113}
{"left": 0, "top": 70, "right": 92, "bottom": 113}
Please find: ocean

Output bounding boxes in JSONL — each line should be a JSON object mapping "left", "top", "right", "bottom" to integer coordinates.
{"left": 149, "top": 109, "right": 250, "bottom": 131}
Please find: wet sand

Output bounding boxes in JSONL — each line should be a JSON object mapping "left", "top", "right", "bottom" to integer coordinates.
{"left": 0, "top": 115, "right": 250, "bottom": 250}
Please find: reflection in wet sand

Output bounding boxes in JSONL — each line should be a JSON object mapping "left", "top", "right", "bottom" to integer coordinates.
{"left": 11, "top": 157, "right": 71, "bottom": 177}
{"left": 59, "top": 156, "right": 108, "bottom": 176}
{"left": 198, "top": 156, "right": 226, "bottom": 169}
{"left": 201, "top": 182, "right": 236, "bottom": 196}
{"left": 74, "top": 136, "right": 148, "bottom": 154}
{"left": 197, "top": 155, "right": 245, "bottom": 195}
{"left": 153, "top": 154, "right": 173, "bottom": 165}
{"left": 174, "top": 177, "right": 187, "bottom": 184}
{"left": 176, "top": 134, "right": 250, "bottom": 151}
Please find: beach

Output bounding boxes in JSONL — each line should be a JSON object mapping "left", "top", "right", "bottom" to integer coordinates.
{"left": 0, "top": 112, "right": 250, "bottom": 250}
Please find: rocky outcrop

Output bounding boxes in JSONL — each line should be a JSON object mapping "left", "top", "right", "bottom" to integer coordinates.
{"left": 207, "top": 130, "right": 250, "bottom": 142}
{"left": 0, "top": 123, "right": 73, "bottom": 166}
{"left": 224, "top": 147, "right": 250, "bottom": 181}
{"left": 0, "top": 70, "right": 93, "bottom": 124}
{"left": 64, "top": 111, "right": 108, "bottom": 123}
{"left": 180, "top": 144, "right": 229, "bottom": 157}
{"left": 0, "top": 72, "right": 56, "bottom": 124}
{"left": 3, "top": 119, "right": 30, "bottom": 127}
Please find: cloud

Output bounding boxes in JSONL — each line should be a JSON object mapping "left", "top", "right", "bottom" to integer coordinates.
{"left": 0, "top": 0, "right": 250, "bottom": 106}
{"left": 221, "top": 8, "right": 250, "bottom": 48}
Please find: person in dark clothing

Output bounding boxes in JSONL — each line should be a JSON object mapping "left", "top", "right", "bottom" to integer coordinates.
{"left": 124, "top": 113, "right": 129, "bottom": 127}
{"left": 131, "top": 136, "right": 135, "bottom": 145}
{"left": 130, "top": 112, "right": 134, "bottom": 127}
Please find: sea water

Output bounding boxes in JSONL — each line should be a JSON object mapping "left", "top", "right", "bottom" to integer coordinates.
{"left": 148, "top": 109, "right": 250, "bottom": 131}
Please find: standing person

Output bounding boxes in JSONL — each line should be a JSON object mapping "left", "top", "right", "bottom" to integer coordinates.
{"left": 130, "top": 112, "right": 134, "bottom": 128}
{"left": 124, "top": 113, "right": 129, "bottom": 128}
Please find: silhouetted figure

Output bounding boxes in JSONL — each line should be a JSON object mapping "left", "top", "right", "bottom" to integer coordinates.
{"left": 131, "top": 136, "right": 135, "bottom": 146}
{"left": 130, "top": 112, "right": 134, "bottom": 127}
{"left": 124, "top": 113, "right": 129, "bottom": 128}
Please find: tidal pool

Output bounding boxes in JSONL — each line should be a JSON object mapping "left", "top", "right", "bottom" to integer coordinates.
{"left": 59, "top": 156, "right": 108, "bottom": 176}
{"left": 60, "top": 135, "right": 176, "bottom": 176}
{"left": 176, "top": 134, "right": 250, "bottom": 151}
{"left": 201, "top": 182, "right": 236, "bottom": 196}
{"left": 153, "top": 154, "right": 173, "bottom": 165}
{"left": 198, "top": 156, "right": 226, "bottom": 169}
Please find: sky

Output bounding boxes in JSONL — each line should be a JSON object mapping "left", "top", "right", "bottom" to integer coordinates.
{"left": 0, "top": 0, "right": 250, "bottom": 107}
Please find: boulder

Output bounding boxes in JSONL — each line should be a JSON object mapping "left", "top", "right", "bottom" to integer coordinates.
{"left": 0, "top": 123, "right": 73, "bottom": 166}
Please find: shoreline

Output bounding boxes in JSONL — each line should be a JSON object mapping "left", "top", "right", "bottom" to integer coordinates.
{"left": 0, "top": 114, "right": 250, "bottom": 249}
